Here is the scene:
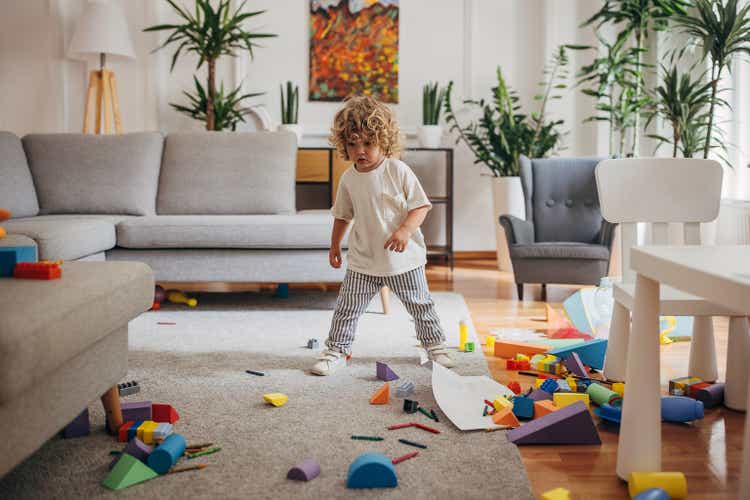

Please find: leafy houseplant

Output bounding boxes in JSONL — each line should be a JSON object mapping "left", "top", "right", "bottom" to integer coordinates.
{"left": 144, "top": 0, "right": 276, "bottom": 131}
{"left": 418, "top": 82, "right": 446, "bottom": 148}
{"left": 278, "top": 81, "right": 302, "bottom": 144}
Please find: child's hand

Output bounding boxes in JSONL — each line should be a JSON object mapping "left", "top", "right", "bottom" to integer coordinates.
{"left": 329, "top": 246, "right": 343, "bottom": 268}
{"left": 384, "top": 227, "right": 411, "bottom": 253}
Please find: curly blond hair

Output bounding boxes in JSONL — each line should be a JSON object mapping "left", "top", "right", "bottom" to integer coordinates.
{"left": 329, "top": 95, "right": 402, "bottom": 160}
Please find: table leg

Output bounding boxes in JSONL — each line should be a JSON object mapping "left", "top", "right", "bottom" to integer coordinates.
{"left": 617, "top": 273, "right": 661, "bottom": 480}
{"left": 725, "top": 316, "right": 750, "bottom": 410}
{"left": 740, "top": 362, "right": 750, "bottom": 498}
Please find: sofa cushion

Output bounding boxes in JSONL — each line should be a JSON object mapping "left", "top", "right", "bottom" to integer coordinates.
{"left": 22, "top": 132, "right": 164, "bottom": 215}
{"left": 157, "top": 132, "right": 296, "bottom": 215}
{"left": 2, "top": 215, "right": 125, "bottom": 260}
{"left": 509, "top": 242, "right": 610, "bottom": 261}
{"left": 0, "top": 131, "right": 39, "bottom": 218}
{"left": 116, "top": 210, "right": 345, "bottom": 249}
{"left": 0, "top": 261, "right": 153, "bottom": 404}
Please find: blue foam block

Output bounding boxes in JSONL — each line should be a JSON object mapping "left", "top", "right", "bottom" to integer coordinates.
{"left": 547, "top": 339, "right": 608, "bottom": 370}
{"left": 127, "top": 420, "right": 143, "bottom": 442}
{"left": 540, "top": 379, "right": 559, "bottom": 393}
{"left": 147, "top": 433, "right": 186, "bottom": 474}
{"left": 347, "top": 452, "right": 397, "bottom": 489}
{"left": 511, "top": 396, "right": 535, "bottom": 420}
{"left": 0, "top": 246, "right": 37, "bottom": 277}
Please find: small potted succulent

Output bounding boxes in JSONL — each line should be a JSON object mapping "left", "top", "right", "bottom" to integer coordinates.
{"left": 417, "top": 82, "right": 445, "bottom": 148}
{"left": 278, "top": 81, "right": 302, "bottom": 144}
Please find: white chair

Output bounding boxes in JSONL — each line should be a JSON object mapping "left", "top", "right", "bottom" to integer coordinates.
{"left": 596, "top": 158, "right": 749, "bottom": 411}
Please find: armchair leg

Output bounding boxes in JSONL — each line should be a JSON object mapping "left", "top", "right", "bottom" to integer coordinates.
{"left": 541, "top": 284, "right": 547, "bottom": 302}
{"left": 101, "top": 385, "right": 123, "bottom": 435}
{"left": 516, "top": 283, "right": 523, "bottom": 301}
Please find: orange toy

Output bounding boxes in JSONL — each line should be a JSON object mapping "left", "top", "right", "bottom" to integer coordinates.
{"left": 494, "top": 340, "right": 551, "bottom": 359}
{"left": 369, "top": 384, "right": 389, "bottom": 405}
{"left": 492, "top": 408, "right": 520, "bottom": 428}
{"left": 533, "top": 400, "right": 559, "bottom": 419}
{"left": 13, "top": 262, "right": 61, "bottom": 280}
{"left": 0, "top": 208, "right": 10, "bottom": 239}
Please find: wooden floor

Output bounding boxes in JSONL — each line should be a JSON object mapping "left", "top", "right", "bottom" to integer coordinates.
{"left": 424, "top": 259, "right": 744, "bottom": 500}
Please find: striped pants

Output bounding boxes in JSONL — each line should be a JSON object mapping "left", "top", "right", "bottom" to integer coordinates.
{"left": 325, "top": 266, "right": 446, "bottom": 354}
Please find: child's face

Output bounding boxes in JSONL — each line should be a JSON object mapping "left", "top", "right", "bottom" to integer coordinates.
{"left": 346, "top": 135, "right": 385, "bottom": 171}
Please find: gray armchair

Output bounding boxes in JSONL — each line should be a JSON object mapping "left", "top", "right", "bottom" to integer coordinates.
{"left": 499, "top": 156, "right": 615, "bottom": 301}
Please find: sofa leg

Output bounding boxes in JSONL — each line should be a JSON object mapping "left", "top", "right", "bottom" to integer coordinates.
{"left": 516, "top": 283, "right": 523, "bottom": 301}
{"left": 541, "top": 284, "right": 547, "bottom": 302}
{"left": 101, "top": 385, "right": 123, "bottom": 435}
{"left": 380, "top": 286, "right": 390, "bottom": 315}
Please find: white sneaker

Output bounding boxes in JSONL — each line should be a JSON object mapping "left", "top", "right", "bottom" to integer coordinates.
{"left": 311, "top": 349, "right": 348, "bottom": 376}
{"left": 426, "top": 344, "right": 456, "bottom": 368}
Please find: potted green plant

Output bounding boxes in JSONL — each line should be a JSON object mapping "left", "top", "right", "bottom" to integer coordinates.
{"left": 445, "top": 47, "right": 568, "bottom": 271}
{"left": 278, "top": 81, "right": 301, "bottom": 144}
{"left": 144, "top": 0, "right": 276, "bottom": 131}
{"left": 418, "top": 82, "right": 445, "bottom": 148}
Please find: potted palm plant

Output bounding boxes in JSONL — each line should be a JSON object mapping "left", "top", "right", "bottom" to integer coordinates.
{"left": 418, "top": 82, "right": 445, "bottom": 148}
{"left": 278, "top": 81, "right": 302, "bottom": 144}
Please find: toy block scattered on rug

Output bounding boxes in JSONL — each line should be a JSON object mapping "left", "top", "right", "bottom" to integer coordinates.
{"left": 148, "top": 434, "right": 186, "bottom": 475}
{"left": 118, "top": 381, "right": 140, "bottom": 397}
{"left": 492, "top": 396, "right": 513, "bottom": 412}
{"left": 0, "top": 245, "right": 36, "bottom": 277}
{"left": 118, "top": 421, "right": 134, "bottom": 442}
{"left": 553, "top": 392, "right": 590, "bottom": 410}
{"left": 137, "top": 421, "right": 160, "bottom": 444}
{"left": 628, "top": 472, "right": 688, "bottom": 499}
{"left": 121, "top": 401, "right": 151, "bottom": 422}
{"left": 109, "top": 438, "right": 153, "bottom": 470}
{"left": 102, "top": 453, "right": 158, "bottom": 490}
{"left": 153, "top": 423, "right": 173, "bottom": 441}
{"left": 152, "top": 403, "right": 179, "bottom": 423}
{"left": 563, "top": 352, "right": 588, "bottom": 377}
{"left": 403, "top": 399, "right": 419, "bottom": 413}
{"left": 506, "top": 401, "right": 601, "bottom": 445}
{"left": 540, "top": 379, "right": 559, "bottom": 393}
{"left": 376, "top": 361, "right": 399, "bottom": 381}
{"left": 492, "top": 408, "right": 520, "bottom": 428}
{"left": 668, "top": 376, "right": 702, "bottom": 396}
{"left": 547, "top": 339, "right": 608, "bottom": 370}
{"left": 394, "top": 380, "right": 415, "bottom": 398}
{"left": 263, "top": 393, "right": 289, "bottom": 407}
{"left": 541, "top": 487, "right": 571, "bottom": 500}
{"left": 533, "top": 400, "right": 559, "bottom": 419}
{"left": 62, "top": 408, "right": 89, "bottom": 438}
{"left": 370, "top": 384, "right": 389, "bottom": 405}
{"left": 13, "top": 261, "right": 61, "bottom": 280}
{"left": 507, "top": 380, "right": 521, "bottom": 395}
{"left": 287, "top": 458, "right": 321, "bottom": 481}
{"left": 494, "top": 340, "right": 551, "bottom": 359}
{"left": 511, "top": 396, "right": 535, "bottom": 420}
{"left": 506, "top": 359, "right": 531, "bottom": 370}
{"left": 528, "top": 388, "right": 553, "bottom": 402}
{"left": 694, "top": 382, "right": 724, "bottom": 408}
{"left": 662, "top": 396, "right": 704, "bottom": 423}
{"left": 347, "top": 452, "right": 397, "bottom": 489}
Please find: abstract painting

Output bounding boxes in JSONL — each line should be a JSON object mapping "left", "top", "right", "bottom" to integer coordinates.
{"left": 310, "top": 0, "right": 399, "bottom": 103}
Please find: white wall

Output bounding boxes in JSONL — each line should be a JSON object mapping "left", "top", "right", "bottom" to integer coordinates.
{"left": 0, "top": 0, "right": 607, "bottom": 250}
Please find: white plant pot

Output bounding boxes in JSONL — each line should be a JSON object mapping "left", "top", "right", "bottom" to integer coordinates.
{"left": 278, "top": 123, "right": 303, "bottom": 145}
{"left": 417, "top": 125, "right": 442, "bottom": 148}
{"left": 492, "top": 176, "right": 526, "bottom": 272}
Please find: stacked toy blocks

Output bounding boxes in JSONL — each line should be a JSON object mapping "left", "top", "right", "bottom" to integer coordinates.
{"left": 13, "top": 261, "right": 61, "bottom": 280}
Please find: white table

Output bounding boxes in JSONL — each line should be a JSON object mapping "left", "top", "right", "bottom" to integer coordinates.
{"left": 616, "top": 245, "right": 750, "bottom": 497}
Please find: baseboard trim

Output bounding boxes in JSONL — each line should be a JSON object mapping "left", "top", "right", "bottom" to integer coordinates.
{"left": 454, "top": 251, "right": 496, "bottom": 260}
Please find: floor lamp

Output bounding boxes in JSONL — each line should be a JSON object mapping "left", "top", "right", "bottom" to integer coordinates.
{"left": 68, "top": 0, "right": 135, "bottom": 134}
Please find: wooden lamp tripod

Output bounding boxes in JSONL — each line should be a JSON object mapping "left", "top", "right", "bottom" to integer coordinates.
{"left": 83, "top": 53, "right": 123, "bottom": 134}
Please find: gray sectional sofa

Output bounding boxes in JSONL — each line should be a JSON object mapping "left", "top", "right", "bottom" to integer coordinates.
{"left": 0, "top": 130, "right": 347, "bottom": 283}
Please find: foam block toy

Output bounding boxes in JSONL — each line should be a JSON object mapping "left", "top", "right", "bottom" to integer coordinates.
{"left": 485, "top": 336, "right": 495, "bottom": 352}
{"left": 511, "top": 396, "right": 535, "bottom": 420}
{"left": 376, "top": 361, "right": 399, "bottom": 381}
{"left": 154, "top": 285, "right": 166, "bottom": 303}
{"left": 628, "top": 472, "right": 687, "bottom": 499}
{"left": 102, "top": 453, "right": 158, "bottom": 490}
{"left": 546, "top": 304, "right": 574, "bottom": 330}
{"left": 587, "top": 383, "right": 622, "bottom": 407}
{"left": 137, "top": 421, "right": 159, "bottom": 444}
{"left": 540, "top": 379, "right": 559, "bottom": 393}
{"left": 109, "top": 438, "right": 153, "bottom": 470}
{"left": 153, "top": 423, "right": 173, "bottom": 441}
{"left": 0, "top": 246, "right": 36, "bottom": 277}
{"left": 661, "top": 396, "right": 704, "bottom": 423}
{"left": 464, "top": 341, "right": 475, "bottom": 352}
{"left": 122, "top": 401, "right": 152, "bottom": 422}
{"left": 127, "top": 420, "right": 143, "bottom": 442}
{"left": 594, "top": 403, "right": 622, "bottom": 424}
{"left": 668, "top": 376, "right": 702, "bottom": 396}
{"left": 307, "top": 338, "right": 319, "bottom": 349}
{"left": 494, "top": 340, "right": 551, "bottom": 359}
{"left": 152, "top": 403, "right": 179, "bottom": 423}
{"left": 62, "top": 408, "right": 89, "bottom": 438}
{"left": 492, "top": 396, "right": 513, "bottom": 412}
{"left": 528, "top": 388, "right": 553, "bottom": 402}
{"left": 347, "top": 452, "right": 397, "bottom": 489}
{"left": 492, "top": 408, "right": 520, "bottom": 428}
{"left": 166, "top": 290, "right": 197, "bottom": 307}
{"left": 548, "top": 327, "right": 593, "bottom": 340}
{"left": 395, "top": 380, "right": 414, "bottom": 398}
{"left": 562, "top": 288, "right": 597, "bottom": 335}
{"left": 554, "top": 392, "right": 590, "bottom": 410}
{"left": 118, "top": 421, "right": 135, "bottom": 442}
{"left": 547, "top": 339, "right": 608, "bottom": 370}
{"left": 507, "top": 381, "right": 521, "bottom": 395}
{"left": 694, "top": 382, "right": 724, "bottom": 408}
{"left": 541, "top": 487, "right": 571, "bottom": 500}
{"left": 506, "top": 401, "right": 601, "bottom": 445}
{"left": 403, "top": 399, "right": 419, "bottom": 413}
{"left": 563, "top": 352, "right": 588, "bottom": 377}
{"left": 264, "top": 393, "right": 289, "bottom": 407}
{"left": 612, "top": 382, "right": 625, "bottom": 397}
{"left": 370, "top": 384, "right": 389, "bottom": 405}
{"left": 533, "top": 400, "right": 559, "bottom": 419}
{"left": 287, "top": 458, "right": 321, "bottom": 481}
{"left": 633, "top": 488, "right": 670, "bottom": 500}
{"left": 147, "top": 433, "right": 186, "bottom": 475}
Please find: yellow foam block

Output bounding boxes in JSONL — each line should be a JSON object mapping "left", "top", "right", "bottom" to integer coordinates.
{"left": 263, "top": 393, "right": 289, "bottom": 407}
{"left": 485, "top": 336, "right": 495, "bottom": 352}
{"left": 612, "top": 382, "right": 625, "bottom": 396}
{"left": 541, "top": 487, "right": 571, "bottom": 500}
{"left": 566, "top": 377, "right": 577, "bottom": 392}
{"left": 136, "top": 421, "right": 157, "bottom": 442}
{"left": 553, "top": 392, "right": 590, "bottom": 410}
{"left": 141, "top": 421, "right": 159, "bottom": 444}
{"left": 492, "top": 396, "right": 513, "bottom": 412}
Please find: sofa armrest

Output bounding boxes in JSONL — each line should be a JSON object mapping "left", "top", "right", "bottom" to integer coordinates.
{"left": 499, "top": 215, "right": 534, "bottom": 245}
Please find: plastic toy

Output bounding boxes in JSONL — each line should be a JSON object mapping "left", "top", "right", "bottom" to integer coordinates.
{"left": 563, "top": 352, "right": 588, "bottom": 377}
{"left": 13, "top": 262, "right": 61, "bottom": 280}
{"left": 494, "top": 340, "right": 551, "bottom": 359}
{"left": 633, "top": 488, "right": 670, "bottom": 500}
{"left": 395, "top": 380, "right": 414, "bottom": 398}
{"left": 0, "top": 209, "right": 9, "bottom": 240}
{"left": 540, "top": 379, "right": 559, "bottom": 393}
{"left": 528, "top": 388, "right": 553, "bottom": 401}
{"left": 118, "top": 381, "right": 140, "bottom": 397}
{"left": 413, "top": 422, "right": 440, "bottom": 434}
{"left": 661, "top": 396, "right": 704, "bottom": 423}
{"left": 612, "top": 382, "right": 625, "bottom": 396}
{"left": 166, "top": 290, "right": 197, "bottom": 307}
{"left": 464, "top": 341, "right": 475, "bottom": 352}
{"left": 153, "top": 423, "right": 173, "bottom": 441}
{"left": 370, "top": 384, "right": 389, "bottom": 404}
{"left": 556, "top": 379, "right": 571, "bottom": 392}
{"left": 287, "top": 458, "right": 320, "bottom": 481}
{"left": 492, "top": 408, "right": 520, "bottom": 428}
{"left": 492, "top": 396, "right": 513, "bottom": 412}
{"left": 507, "top": 380, "right": 521, "bottom": 395}
{"left": 694, "top": 382, "right": 724, "bottom": 408}
{"left": 127, "top": 420, "right": 143, "bottom": 442}
{"left": 687, "top": 381, "right": 711, "bottom": 398}
{"left": 306, "top": 338, "right": 319, "bottom": 349}
{"left": 347, "top": 452, "right": 397, "bottom": 489}
{"left": 118, "top": 421, "right": 134, "bottom": 442}
{"left": 547, "top": 339, "right": 608, "bottom": 370}
{"left": 275, "top": 283, "right": 289, "bottom": 298}
{"left": 553, "top": 392, "right": 590, "bottom": 410}
{"left": 541, "top": 487, "right": 571, "bottom": 500}
{"left": 154, "top": 285, "right": 166, "bottom": 303}
{"left": 511, "top": 396, "right": 535, "bottom": 420}
{"left": 628, "top": 472, "right": 687, "bottom": 499}
{"left": 263, "top": 393, "right": 289, "bottom": 407}
{"left": 109, "top": 438, "right": 153, "bottom": 470}
{"left": 533, "top": 400, "right": 558, "bottom": 419}
{"left": 485, "top": 336, "right": 495, "bottom": 352}
{"left": 0, "top": 245, "right": 36, "bottom": 277}
{"left": 376, "top": 361, "right": 399, "bottom": 381}
{"left": 668, "top": 376, "right": 702, "bottom": 396}
{"left": 62, "top": 408, "right": 89, "bottom": 438}
{"left": 403, "top": 399, "right": 419, "bottom": 413}
{"left": 122, "top": 401, "right": 151, "bottom": 422}
{"left": 102, "top": 453, "right": 158, "bottom": 490}
{"left": 593, "top": 403, "right": 622, "bottom": 424}
{"left": 586, "top": 383, "right": 622, "bottom": 407}
{"left": 459, "top": 319, "right": 468, "bottom": 351}
{"left": 506, "top": 359, "right": 531, "bottom": 370}
{"left": 152, "top": 403, "right": 180, "bottom": 423}
{"left": 506, "top": 401, "right": 601, "bottom": 445}
{"left": 148, "top": 433, "right": 186, "bottom": 474}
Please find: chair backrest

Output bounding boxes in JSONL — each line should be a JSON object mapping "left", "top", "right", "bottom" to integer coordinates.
{"left": 595, "top": 158, "right": 723, "bottom": 282}
{"left": 520, "top": 155, "right": 607, "bottom": 243}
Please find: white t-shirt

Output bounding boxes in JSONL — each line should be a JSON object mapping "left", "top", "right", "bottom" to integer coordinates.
{"left": 331, "top": 157, "right": 432, "bottom": 277}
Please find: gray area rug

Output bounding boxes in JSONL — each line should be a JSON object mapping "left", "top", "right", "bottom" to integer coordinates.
{"left": 0, "top": 291, "right": 533, "bottom": 500}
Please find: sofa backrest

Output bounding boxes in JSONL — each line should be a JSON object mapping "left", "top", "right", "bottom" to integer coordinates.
{"left": 156, "top": 132, "right": 297, "bottom": 215}
{"left": 22, "top": 132, "right": 164, "bottom": 216}
{"left": 0, "top": 132, "right": 39, "bottom": 218}
{"left": 520, "top": 155, "right": 606, "bottom": 243}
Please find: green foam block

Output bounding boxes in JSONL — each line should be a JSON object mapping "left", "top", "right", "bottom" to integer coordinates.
{"left": 102, "top": 453, "right": 158, "bottom": 490}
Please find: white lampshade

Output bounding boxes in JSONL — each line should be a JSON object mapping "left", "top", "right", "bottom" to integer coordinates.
{"left": 68, "top": 0, "right": 135, "bottom": 60}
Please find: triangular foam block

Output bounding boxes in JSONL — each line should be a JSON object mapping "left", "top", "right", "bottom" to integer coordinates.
{"left": 492, "top": 408, "right": 520, "bottom": 428}
{"left": 506, "top": 401, "right": 601, "bottom": 445}
{"left": 369, "top": 384, "right": 389, "bottom": 404}
{"left": 102, "top": 453, "right": 158, "bottom": 490}
{"left": 548, "top": 327, "right": 593, "bottom": 340}
{"left": 152, "top": 403, "right": 179, "bottom": 423}
{"left": 547, "top": 339, "right": 608, "bottom": 370}
{"left": 533, "top": 400, "right": 559, "bottom": 419}
{"left": 563, "top": 352, "right": 588, "bottom": 377}
{"left": 263, "top": 393, "right": 289, "bottom": 407}
{"left": 376, "top": 362, "right": 399, "bottom": 381}
{"left": 562, "top": 289, "right": 597, "bottom": 335}
{"left": 546, "top": 304, "right": 574, "bottom": 330}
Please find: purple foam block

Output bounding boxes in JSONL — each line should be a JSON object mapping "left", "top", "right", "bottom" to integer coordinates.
{"left": 287, "top": 458, "right": 321, "bottom": 481}
{"left": 376, "top": 361, "right": 399, "bottom": 381}
{"left": 563, "top": 352, "right": 588, "bottom": 378}
{"left": 62, "top": 408, "right": 90, "bottom": 438}
{"left": 528, "top": 388, "right": 553, "bottom": 401}
{"left": 121, "top": 401, "right": 152, "bottom": 422}
{"left": 506, "top": 401, "right": 601, "bottom": 445}
{"left": 108, "top": 438, "right": 153, "bottom": 470}
{"left": 695, "top": 382, "right": 724, "bottom": 408}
